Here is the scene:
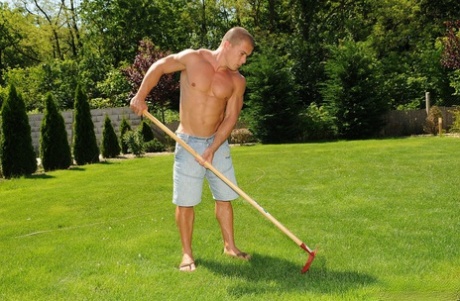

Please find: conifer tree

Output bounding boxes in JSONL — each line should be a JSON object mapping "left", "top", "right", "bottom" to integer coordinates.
{"left": 119, "top": 116, "right": 131, "bottom": 154}
{"left": 0, "top": 89, "right": 4, "bottom": 174}
{"left": 0, "top": 85, "right": 37, "bottom": 178}
{"left": 138, "top": 120, "right": 154, "bottom": 142}
{"left": 40, "top": 94, "right": 72, "bottom": 171}
{"left": 0, "top": 88, "right": 5, "bottom": 110}
{"left": 101, "top": 114, "right": 121, "bottom": 158}
{"left": 72, "top": 85, "right": 99, "bottom": 165}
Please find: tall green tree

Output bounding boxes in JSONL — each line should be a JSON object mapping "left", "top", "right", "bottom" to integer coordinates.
{"left": 72, "top": 85, "right": 99, "bottom": 165}
{"left": 243, "top": 44, "right": 302, "bottom": 143}
{"left": 40, "top": 93, "right": 72, "bottom": 171}
{"left": 322, "top": 41, "right": 387, "bottom": 139}
{"left": 185, "top": 0, "right": 242, "bottom": 48}
{"left": 80, "top": 0, "right": 191, "bottom": 67}
{"left": 0, "top": 3, "right": 43, "bottom": 84}
{"left": 13, "top": 0, "right": 82, "bottom": 60}
{"left": 0, "top": 86, "right": 6, "bottom": 109}
{"left": 287, "top": 0, "right": 374, "bottom": 108}
{"left": 419, "top": 0, "right": 460, "bottom": 27}
{"left": 4, "top": 59, "right": 80, "bottom": 112}
{"left": 366, "top": 0, "right": 457, "bottom": 108}
{"left": 0, "top": 85, "right": 37, "bottom": 178}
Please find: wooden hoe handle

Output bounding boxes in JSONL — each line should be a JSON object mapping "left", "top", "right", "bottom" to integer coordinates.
{"left": 142, "top": 110, "right": 316, "bottom": 273}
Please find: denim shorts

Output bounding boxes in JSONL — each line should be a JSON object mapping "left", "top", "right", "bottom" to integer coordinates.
{"left": 172, "top": 132, "right": 239, "bottom": 207}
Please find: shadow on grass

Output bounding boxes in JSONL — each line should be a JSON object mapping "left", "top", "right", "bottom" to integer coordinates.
{"left": 99, "top": 160, "right": 116, "bottom": 165}
{"left": 199, "top": 253, "right": 376, "bottom": 297}
{"left": 68, "top": 166, "right": 86, "bottom": 171}
{"left": 26, "top": 173, "right": 54, "bottom": 179}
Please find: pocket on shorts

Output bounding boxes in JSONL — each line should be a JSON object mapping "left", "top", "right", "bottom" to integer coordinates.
{"left": 175, "top": 142, "right": 205, "bottom": 178}
{"left": 213, "top": 141, "right": 233, "bottom": 173}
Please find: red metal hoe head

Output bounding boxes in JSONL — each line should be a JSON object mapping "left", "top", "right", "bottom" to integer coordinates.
{"left": 301, "top": 250, "right": 316, "bottom": 273}
{"left": 299, "top": 243, "right": 317, "bottom": 274}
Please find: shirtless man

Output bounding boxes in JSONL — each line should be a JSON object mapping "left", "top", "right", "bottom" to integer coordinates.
{"left": 130, "top": 27, "right": 255, "bottom": 272}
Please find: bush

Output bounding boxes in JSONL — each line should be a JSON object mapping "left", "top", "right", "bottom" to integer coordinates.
{"left": 40, "top": 93, "right": 72, "bottom": 171}
{"left": 424, "top": 106, "right": 443, "bottom": 135}
{"left": 123, "top": 131, "right": 144, "bottom": 157}
{"left": 144, "top": 138, "right": 165, "bottom": 152}
{"left": 164, "top": 135, "right": 176, "bottom": 152}
{"left": 119, "top": 117, "right": 132, "bottom": 154}
{"left": 4, "top": 60, "right": 79, "bottom": 111}
{"left": 322, "top": 41, "right": 388, "bottom": 139}
{"left": 138, "top": 120, "right": 155, "bottom": 142}
{"left": 243, "top": 46, "right": 302, "bottom": 144}
{"left": 300, "top": 103, "right": 338, "bottom": 141}
{"left": 72, "top": 85, "right": 100, "bottom": 165}
{"left": 96, "top": 68, "right": 132, "bottom": 108}
{"left": 100, "top": 115, "right": 121, "bottom": 158}
{"left": 0, "top": 85, "right": 37, "bottom": 178}
{"left": 449, "top": 107, "right": 460, "bottom": 133}
{"left": 230, "top": 128, "right": 254, "bottom": 145}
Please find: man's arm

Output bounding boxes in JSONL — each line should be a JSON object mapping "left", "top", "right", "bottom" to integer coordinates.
{"left": 130, "top": 50, "right": 191, "bottom": 115}
{"left": 200, "top": 75, "right": 246, "bottom": 164}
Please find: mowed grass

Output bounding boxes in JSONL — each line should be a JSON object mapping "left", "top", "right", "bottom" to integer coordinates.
{"left": 0, "top": 137, "right": 459, "bottom": 301}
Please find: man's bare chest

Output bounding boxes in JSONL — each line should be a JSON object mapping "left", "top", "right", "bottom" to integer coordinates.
{"left": 185, "top": 61, "right": 234, "bottom": 100}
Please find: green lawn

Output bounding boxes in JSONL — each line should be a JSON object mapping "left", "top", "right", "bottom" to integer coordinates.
{"left": 1, "top": 137, "right": 459, "bottom": 300}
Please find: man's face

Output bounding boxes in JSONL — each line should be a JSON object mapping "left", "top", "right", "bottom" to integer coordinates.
{"left": 226, "top": 40, "right": 253, "bottom": 71}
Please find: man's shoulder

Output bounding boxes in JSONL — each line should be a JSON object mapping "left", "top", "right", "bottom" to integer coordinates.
{"left": 178, "top": 48, "right": 211, "bottom": 58}
{"left": 231, "top": 70, "right": 246, "bottom": 83}
{"left": 177, "top": 48, "right": 211, "bottom": 64}
{"left": 233, "top": 72, "right": 246, "bottom": 92}
{"left": 197, "top": 48, "right": 212, "bottom": 55}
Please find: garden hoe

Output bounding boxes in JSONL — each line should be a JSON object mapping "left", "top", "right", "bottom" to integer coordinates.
{"left": 143, "top": 110, "right": 316, "bottom": 273}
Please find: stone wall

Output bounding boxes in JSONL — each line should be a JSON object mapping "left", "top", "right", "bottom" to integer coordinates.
{"left": 22, "top": 106, "right": 459, "bottom": 153}
{"left": 28, "top": 107, "right": 142, "bottom": 154}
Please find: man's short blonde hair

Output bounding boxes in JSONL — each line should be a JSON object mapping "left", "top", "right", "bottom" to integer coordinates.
{"left": 222, "top": 27, "right": 255, "bottom": 48}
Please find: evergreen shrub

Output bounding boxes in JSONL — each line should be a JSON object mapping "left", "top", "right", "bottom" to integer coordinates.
{"left": 138, "top": 120, "right": 154, "bottom": 142}
{"left": 40, "top": 93, "right": 72, "bottom": 171}
{"left": 243, "top": 49, "right": 302, "bottom": 143}
{"left": 322, "top": 41, "right": 387, "bottom": 139}
{"left": 300, "top": 103, "right": 338, "bottom": 141}
{"left": 123, "top": 131, "right": 144, "bottom": 157}
{"left": 144, "top": 138, "right": 165, "bottom": 152}
{"left": 0, "top": 85, "right": 37, "bottom": 178}
{"left": 119, "top": 117, "right": 131, "bottom": 154}
{"left": 72, "top": 85, "right": 99, "bottom": 165}
{"left": 101, "top": 115, "right": 121, "bottom": 158}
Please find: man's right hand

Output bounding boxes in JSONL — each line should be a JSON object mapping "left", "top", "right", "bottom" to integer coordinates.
{"left": 130, "top": 95, "right": 148, "bottom": 116}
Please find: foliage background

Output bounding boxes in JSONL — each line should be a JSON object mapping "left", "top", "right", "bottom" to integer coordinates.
{"left": 1, "top": 0, "right": 460, "bottom": 141}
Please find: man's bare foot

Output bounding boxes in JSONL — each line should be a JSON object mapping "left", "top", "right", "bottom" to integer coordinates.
{"left": 179, "top": 262, "right": 196, "bottom": 272}
{"left": 179, "top": 254, "right": 196, "bottom": 272}
{"left": 223, "top": 248, "right": 251, "bottom": 261}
